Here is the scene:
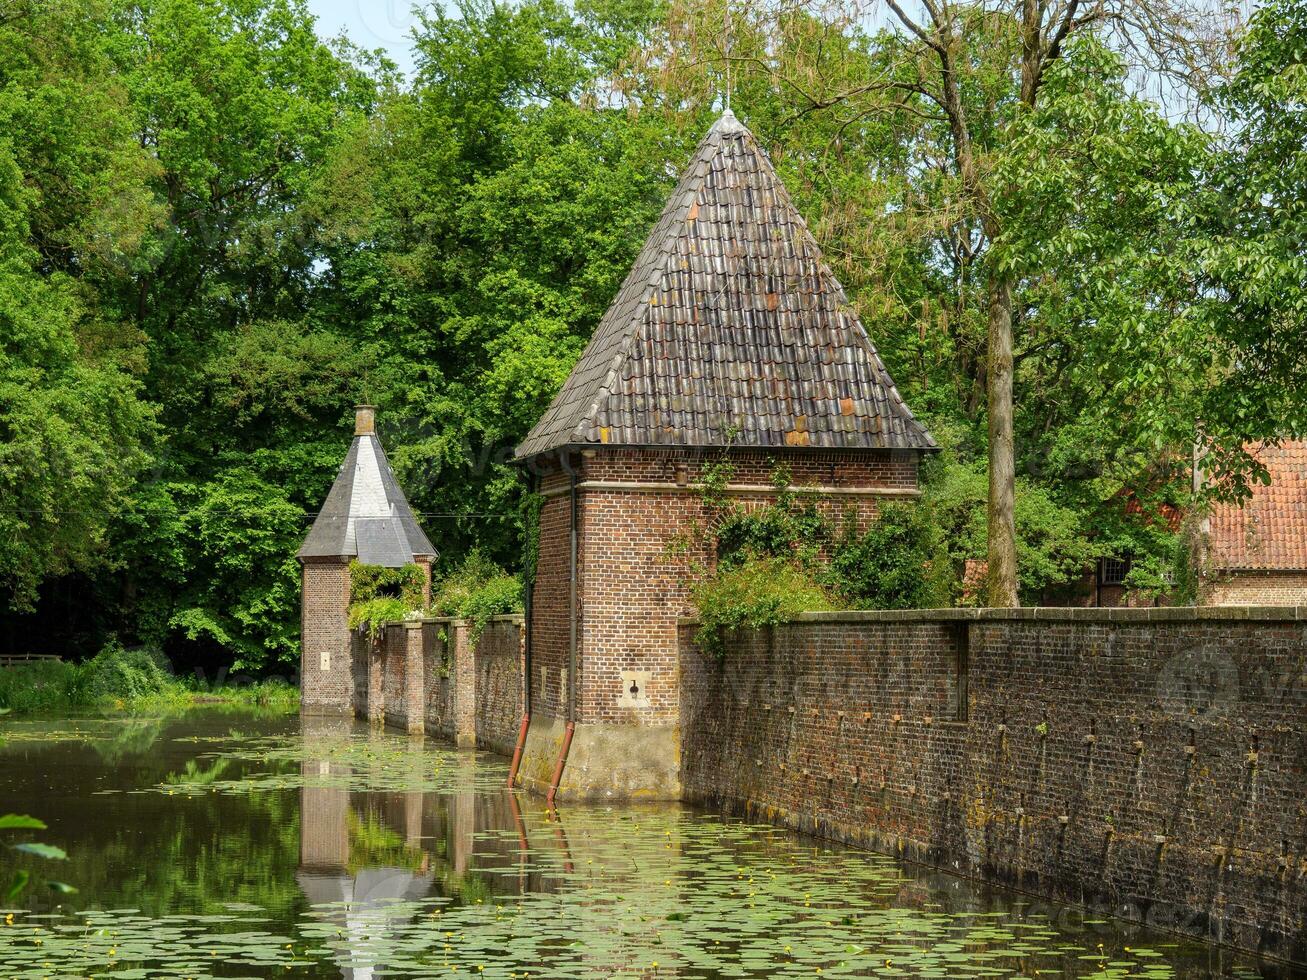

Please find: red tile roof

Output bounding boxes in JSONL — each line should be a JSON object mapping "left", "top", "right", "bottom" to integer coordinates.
{"left": 1123, "top": 496, "right": 1184, "bottom": 532}
{"left": 1207, "top": 441, "right": 1307, "bottom": 571}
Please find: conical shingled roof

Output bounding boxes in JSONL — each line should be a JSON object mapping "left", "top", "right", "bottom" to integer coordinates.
{"left": 298, "top": 408, "right": 436, "bottom": 567}
{"left": 516, "top": 110, "right": 936, "bottom": 459}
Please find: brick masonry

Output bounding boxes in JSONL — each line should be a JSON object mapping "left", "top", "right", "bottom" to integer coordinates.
{"left": 381, "top": 622, "right": 424, "bottom": 734}
{"left": 300, "top": 555, "right": 431, "bottom": 716}
{"left": 475, "top": 619, "right": 526, "bottom": 755}
{"left": 300, "top": 559, "right": 353, "bottom": 712}
{"left": 350, "top": 615, "right": 524, "bottom": 754}
{"left": 1203, "top": 571, "right": 1307, "bottom": 606}
{"left": 528, "top": 447, "right": 919, "bottom": 730}
{"left": 679, "top": 607, "right": 1307, "bottom": 964}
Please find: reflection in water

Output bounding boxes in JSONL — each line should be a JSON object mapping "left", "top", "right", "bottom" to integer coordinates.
{"left": 0, "top": 710, "right": 1287, "bottom": 979}
{"left": 298, "top": 716, "right": 435, "bottom": 980}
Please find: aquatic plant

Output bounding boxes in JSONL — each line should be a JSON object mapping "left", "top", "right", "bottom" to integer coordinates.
{"left": 1, "top": 814, "right": 73, "bottom": 899}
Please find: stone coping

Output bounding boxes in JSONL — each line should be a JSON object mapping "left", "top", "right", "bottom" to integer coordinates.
{"left": 677, "top": 605, "right": 1307, "bottom": 627}
{"left": 379, "top": 614, "right": 526, "bottom": 629}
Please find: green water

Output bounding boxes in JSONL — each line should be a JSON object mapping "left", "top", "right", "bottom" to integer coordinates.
{"left": 0, "top": 710, "right": 1287, "bottom": 978}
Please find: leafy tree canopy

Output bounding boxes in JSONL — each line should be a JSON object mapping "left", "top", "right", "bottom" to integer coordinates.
{"left": 1, "top": 0, "right": 1303, "bottom": 669}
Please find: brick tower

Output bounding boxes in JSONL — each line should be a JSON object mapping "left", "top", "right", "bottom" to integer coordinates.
{"left": 514, "top": 110, "right": 935, "bottom": 800}
{"left": 298, "top": 406, "right": 436, "bottom": 714}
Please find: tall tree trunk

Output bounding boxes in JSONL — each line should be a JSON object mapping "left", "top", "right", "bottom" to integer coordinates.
{"left": 986, "top": 275, "right": 1019, "bottom": 606}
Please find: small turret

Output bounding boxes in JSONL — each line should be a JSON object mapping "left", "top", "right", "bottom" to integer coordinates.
{"left": 298, "top": 407, "right": 435, "bottom": 715}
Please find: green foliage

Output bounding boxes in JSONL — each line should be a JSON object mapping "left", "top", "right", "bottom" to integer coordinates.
{"left": 1188, "top": 0, "right": 1307, "bottom": 486}
{"left": 692, "top": 558, "right": 837, "bottom": 658}
{"left": 350, "top": 561, "right": 427, "bottom": 608}
{"left": 77, "top": 643, "right": 172, "bottom": 704}
{"left": 2, "top": 813, "right": 72, "bottom": 901}
{"left": 5, "top": 0, "right": 1307, "bottom": 672}
{"left": 923, "top": 449, "right": 1120, "bottom": 603}
{"left": 0, "top": 661, "right": 83, "bottom": 715}
{"left": 431, "top": 551, "right": 524, "bottom": 644}
{"left": 686, "top": 461, "right": 946, "bottom": 648}
{"left": 826, "top": 505, "right": 949, "bottom": 610}
{"left": 0, "top": 0, "right": 158, "bottom": 611}
{"left": 346, "top": 561, "right": 429, "bottom": 639}
{"left": 347, "top": 598, "right": 415, "bottom": 640}
{"left": 0, "top": 644, "right": 298, "bottom": 714}
{"left": 711, "top": 465, "right": 831, "bottom": 570}
{"left": 0, "top": 642, "right": 169, "bottom": 711}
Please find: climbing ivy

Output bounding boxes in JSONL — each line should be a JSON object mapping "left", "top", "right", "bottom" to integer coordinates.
{"left": 347, "top": 562, "right": 427, "bottom": 639}
{"left": 674, "top": 457, "right": 945, "bottom": 656}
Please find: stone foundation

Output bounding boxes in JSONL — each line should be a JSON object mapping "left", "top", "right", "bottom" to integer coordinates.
{"left": 516, "top": 716, "right": 681, "bottom": 802}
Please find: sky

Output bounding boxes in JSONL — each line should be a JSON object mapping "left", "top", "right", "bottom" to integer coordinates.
{"left": 304, "top": 0, "right": 425, "bottom": 77}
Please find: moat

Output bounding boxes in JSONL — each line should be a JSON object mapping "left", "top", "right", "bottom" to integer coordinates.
{"left": 0, "top": 709, "right": 1290, "bottom": 978}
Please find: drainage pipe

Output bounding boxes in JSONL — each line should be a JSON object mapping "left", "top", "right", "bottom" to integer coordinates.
{"left": 545, "top": 719, "right": 575, "bottom": 809}
{"left": 546, "top": 454, "right": 580, "bottom": 807}
{"left": 507, "top": 470, "right": 537, "bottom": 789}
{"left": 507, "top": 712, "right": 530, "bottom": 788}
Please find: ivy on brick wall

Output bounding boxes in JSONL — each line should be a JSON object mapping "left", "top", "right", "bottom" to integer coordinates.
{"left": 677, "top": 459, "right": 948, "bottom": 656}
{"left": 347, "top": 562, "right": 427, "bottom": 640}
{"left": 430, "top": 552, "right": 523, "bottom": 646}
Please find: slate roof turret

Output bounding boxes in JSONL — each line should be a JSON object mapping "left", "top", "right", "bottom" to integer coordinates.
{"left": 298, "top": 406, "right": 436, "bottom": 567}
{"left": 516, "top": 109, "right": 936, "bottom": 459}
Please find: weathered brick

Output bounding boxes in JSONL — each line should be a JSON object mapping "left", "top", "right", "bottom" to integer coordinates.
{"left": 679, "top": 611, "right": 1307, "bottom": 963}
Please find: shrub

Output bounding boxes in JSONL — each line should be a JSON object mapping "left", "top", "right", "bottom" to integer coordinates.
{"left": 0, "top": 643, "right": 172, "bottom": 712}
{"left": 349, "top": 561, "right": 426, "bottom": 607}
{"left": 923, "top": 453, "right": 1099, "bottom": 601}
{"left": 348, "top": 561, "right": 428, "bottom": 638}
{"left": 706, "top": 462, "right": 830, "bottom": 569}
{"left": 0, "top": 660, "right": 80, "bottom": 713}
{"left": 691, "top": 558, "right": 837, "bottom": 658}
{"left": 432, "top": 550, "right": 523, "bottom": 644}
{"left": 826, "top": 504, "right": 949, "bottom": 609}
{"left": 348, "top": 597, "right": 415, "bottom": 640}
{"left": 77, "top": 643, "right": 172, "bottom": 703}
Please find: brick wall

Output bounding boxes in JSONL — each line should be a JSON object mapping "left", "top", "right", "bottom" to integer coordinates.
{"left": 475, "top": 617, "right": 526, "bottom": 754}
{"left": 529, "top": 469, "right": 573, "bottom": 721}
{"left": 1203, "top": 571, "right": 1307, "bottom": 606}
{"left": 351, "top": 615, "right": 524, "bottom": 751}
{"left": 382, "top": 623, "right": 424, "bottom": 733}
{"left": 680, "top": 608, "right": 1307, "bottom": 963}
{"left": 528, "top": 447, "right": 919, "bottom": 728}
{"left": 423, "top": 623, "right": 453, "bottom": 736}
{"left": 300, "top": 559, "right": 353, "bottom": 712}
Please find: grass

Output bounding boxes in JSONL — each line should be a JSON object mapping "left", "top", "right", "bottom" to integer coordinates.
{"left": 0, "top": 645, "right": 299, "bottom": 716}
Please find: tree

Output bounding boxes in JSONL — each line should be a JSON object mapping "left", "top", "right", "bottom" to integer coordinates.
{"left": 650, "top": 0, "right": 1243, "bottom": 605}
{"left": 0, "top": 0, "right": 158, "bottom": 610}
{"left": 312, "top": 0, "right": 686, "bottom": 564}
{"left": 1191, "top": 0, "right": 1307, "bottom": 480}
{"left": 815, "top": 0, "right": 1230, "bottom": 605}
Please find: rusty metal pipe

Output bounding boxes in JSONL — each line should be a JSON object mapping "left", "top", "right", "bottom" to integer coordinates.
{"left": 506, "top": 712, "right": 530, "bottom": 787}
{"left": 546, "top": 720, "right": 575, "bottom": 808}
